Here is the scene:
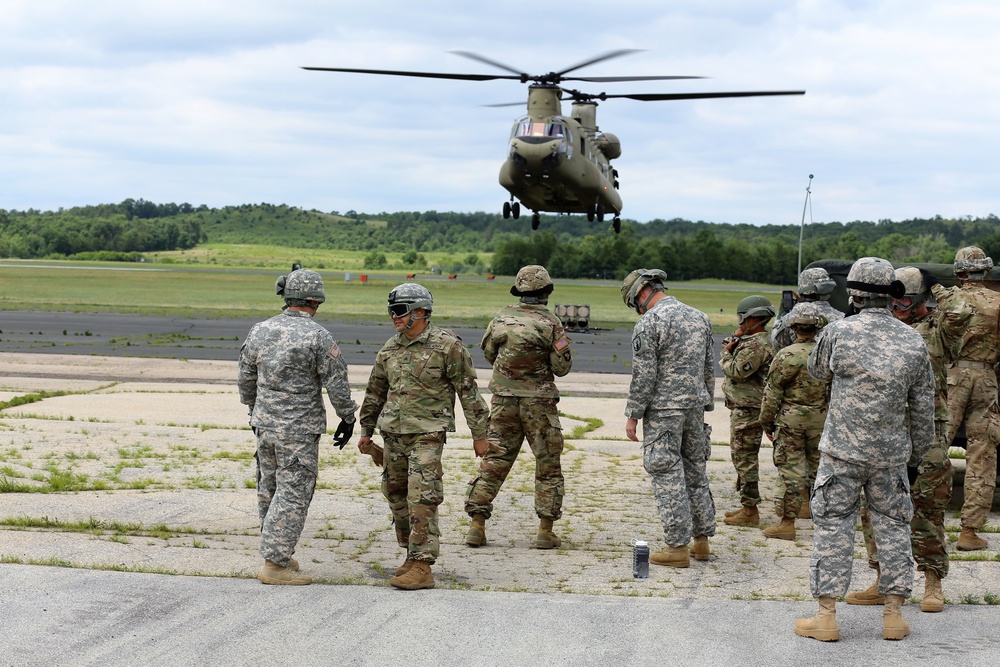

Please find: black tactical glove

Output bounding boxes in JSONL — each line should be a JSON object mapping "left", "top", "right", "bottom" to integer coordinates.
{"left": 918, "top": 268, "right": 940, "bottom": 288}
{"left": 907, "top": 465, "right": 919, "bottom": 486}
{"left": 332, "top": 420, "right": 355, "bottom": 449}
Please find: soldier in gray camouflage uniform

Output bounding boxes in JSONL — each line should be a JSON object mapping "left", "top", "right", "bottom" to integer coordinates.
{"left": 771, "top": 267, "right": 844, "bottom": 352}
{"left": 849, "top": 266, "right": 972, "bottom": 613}
{"left": 622, "top": 269, "right": 716, "bottom": 568}
{"left": 929, "top": 247, "right": 1000, "bottom": 552}
{"left": 238, "top": 269, "right": 359, "bottom": 586}
{"left": 794, "top": 257, "right": 934, "bottom": 642}
{"left": 757, "top": 313, "right": 830, "bottom": 541}
{"left": 720, "top": 295, "right": 775, "bottom": 526}
{"left": 358, "top": 283, "right": 490, "bottom": 590}
{"left": 465, "top": 266, "right": 573, "bottom": 549}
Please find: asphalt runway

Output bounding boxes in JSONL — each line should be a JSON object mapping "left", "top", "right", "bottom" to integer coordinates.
{"left": 0, "top": 310, "right": 728, "bottom": 376}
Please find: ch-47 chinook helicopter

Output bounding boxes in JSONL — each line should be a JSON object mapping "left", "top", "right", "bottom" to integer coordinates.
{"left": 304, "top": 50, "right": 803, "bottom": 233}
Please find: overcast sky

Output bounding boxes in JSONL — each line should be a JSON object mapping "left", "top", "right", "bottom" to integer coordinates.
{"left": 2, "top": 1, "right": 997, "bottom": 226}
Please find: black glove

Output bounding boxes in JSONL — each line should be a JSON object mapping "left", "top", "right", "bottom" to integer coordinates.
{"left": 907, "top": 465, "right": 919, "bottom": 486}
{"left": 332, "top": 420, "right": 355, "bottom": 449}
{"left": 918, "top": 268, "right": 940, "bottom": 288}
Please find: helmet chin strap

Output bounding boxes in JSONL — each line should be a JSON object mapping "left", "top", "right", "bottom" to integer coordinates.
{"left": 637, "top": 288, "right": 659, "bottom": 314}
{"left": 401, "top": 309, "right": 429, "bottom": 332}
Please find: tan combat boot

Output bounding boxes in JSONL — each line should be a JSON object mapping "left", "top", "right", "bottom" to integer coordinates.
{"left": 794, "top": 596, "right": 839, "bottom": 641}
{"left": 724, "top": 506, "right": 760, "bottom": 526}
{"left": 921, "top": 570, "right": 944, "bottom": 613}
{"left": 534, "top": 517, "right": 561, "bottom": 549}
{"left": 956, "top": 527, "right": 988, "bottom": 551}
{"left": 763, "top": 517, "right": 796, "bottom": 541}
{"left": 650, "top": 545, "right": 690, "bottom": 568}
{"left": 883, "top": 594, "right": 910, "bottom": 640}
{"left": 845, "top": 566, "right": 885, "bottom": 605}
{"left": 691, "top": 535, "right": 710, "bottom": 561}
{"left": 258, "top": 560, "right": 312, "bottom": 586}
{"left": 465, "top": 514, "right": 487, "bottom": 547}
{"left": 798, "top": 489, "right": 812, "bottom": 519}
{"left": 287, "top": 558, "right": 300, "bottom": 572}
{"left": 389, "top": 560, "right": 435, "bottom": 590}
{"left": 394, "top": 557, "right": 415, "bottom": 577}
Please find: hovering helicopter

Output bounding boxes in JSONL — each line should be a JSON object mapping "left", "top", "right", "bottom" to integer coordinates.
{"left": 303, "top": 50, "right": 804, "bottom": 233}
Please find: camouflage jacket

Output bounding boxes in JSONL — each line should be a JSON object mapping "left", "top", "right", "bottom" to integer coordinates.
{"left": 807, "top": 307, "right": 934, "bottom": 468}
{"left": 482, "top": 304, "right": 572, "bottom": 398}
{"left": 626, "top": 296, "right": 714, "bottom": 418}
{"left": 359, "top": 324, "right": 490, "bottom": 438}
{"left": 930, "top": 282, "right": 1000, "bottom": 365}
{"left": 758, "top": 338, "right": 829, "bottom": 433}
{"left": 238, "top": 309, "right": 358, "bottom": 436}
{"left": 770, "top": 300, "right": 844, "bottom": 352}
{"left": 910, "top": 303, "right": 972, "bottom": 421}
{"left": 720, "top": 330, "right": 774, "bottom": 410}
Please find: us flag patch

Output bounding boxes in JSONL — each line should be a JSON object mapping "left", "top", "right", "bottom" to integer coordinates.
{"left": 328, "top": 343, "right": 342, "bottom": 358}
{"left": 554, "top": 337, "right": 569, "bottom": 351}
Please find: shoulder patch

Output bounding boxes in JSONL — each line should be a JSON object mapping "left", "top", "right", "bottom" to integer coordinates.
{"left": 554, "top": 337, "right": 570, "bottom": 351}
{"left": 632, "top": 334, "right": 644, "bottom": 353}
{"left": 328, "top": 342, "right": 342, "bottom": 358}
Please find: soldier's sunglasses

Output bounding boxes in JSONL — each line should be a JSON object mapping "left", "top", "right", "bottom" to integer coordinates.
{"left": 388, "top": 303, "right": 414, "bottom": 318}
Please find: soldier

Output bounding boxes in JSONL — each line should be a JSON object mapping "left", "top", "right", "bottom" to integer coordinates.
{"left": 771, "top": 267, "right": 844, "bottom": 352}
{"left": 720, "top": 295, "right": 775, "bottom": 526}
{"left": 238, "top": 269, "right": 359, "bottom": 586}
{"left": 621, "top": 269, "right": 716, "bottom": 568}
{"left": 795, "top": 257, "right": 934, "bottom": 642}
{"left": 928, "top": 246, "right": 1000, "bottom": 551}
{"left": 465, "top": 266, "right": 573, "bottom": 549}
{"left": 358, "top": 283, "right": 490, "bottom": 590}
{"left": 757, "top": 313, "right": 829, "bottom": 541}
{"left": 847, "top": 266, "right": 972, "bottom": 612}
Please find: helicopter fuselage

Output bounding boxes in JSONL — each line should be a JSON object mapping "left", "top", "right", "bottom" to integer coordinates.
{"left": 498, "top": 86, "right": 622, "bottom": 223}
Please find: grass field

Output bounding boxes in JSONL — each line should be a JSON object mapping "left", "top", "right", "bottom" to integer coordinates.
{"left": 0, "top": 248, "right": 790, "bottom": 328}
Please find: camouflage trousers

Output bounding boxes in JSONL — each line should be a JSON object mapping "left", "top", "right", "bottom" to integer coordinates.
{"left": 255, "top": 430, "right": 319, "bottom": 567}
{"left": 729, "top": 406, "right": 764, "bottom": 507}
{"left": 464, "top": 396, "right": 564, "bottom": 520}
{"left": 771, "top": 421, "right": 822, "bottom": 518}
{"left": 642, "top": 408, "right": 716, "bottom": 547}
{"left": 810, "top": 453, "right": 914, "bottom": 599}
{"left": 859, "top": 422, "right": 953, "bottom": 578}
{"left": 382, "top": 431, "right": 445, "bottom": 563}
{"left": 946, "top": 366, "right": 1000, "bottom": 529}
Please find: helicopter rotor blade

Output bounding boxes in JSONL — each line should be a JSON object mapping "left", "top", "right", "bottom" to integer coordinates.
{"left": 301, "top": 66, "right": 521, "bottom": 82}
{"left": 449, "top": 51, "right": 527, "bottom": 78}
{"left": 564, "top": 75, "right": 707, "bottom": 83}
{"left": 603, "top": 90, "right": 806, "bottom": 101}
{"left": 555, "top": 49, "right": 643, "bottom": 77}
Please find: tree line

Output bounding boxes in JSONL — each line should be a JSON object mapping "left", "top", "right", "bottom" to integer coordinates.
{"left": 1, "top": 200, "right": 998, "bottom": 284}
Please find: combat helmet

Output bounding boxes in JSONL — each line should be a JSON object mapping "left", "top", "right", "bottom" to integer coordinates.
{"left": 276, "top": 269, "right": 326, "bottom": 305}
{"left": 846, "top": 257, "right": 905, "bottom": 308}
{"left": 953, "top": 246, "right": 994, "bottom": 278}
{"left": 621, "top": 269, "right": 667, "bottom": 311}
{"left": 736, "top": 295, "right": 775, "bottom": 325}
{"left": 511, "top": 265, "right": 554, "bottom": 298}
{"left": 797, "top": 267, "right": 836, "bottom": 300}
{"left": 892, "top": 266, "right": 929, "bottom": 311}
{"left": 788, "top": 313, "right": 826, "bottom": 335}
{"left": 387, "top": 282, "right": 433, "bottom": 318}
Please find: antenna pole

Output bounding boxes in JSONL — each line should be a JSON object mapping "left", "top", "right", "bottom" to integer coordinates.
{"left": 797, "top": 174, "right": 814, "bottom": 277}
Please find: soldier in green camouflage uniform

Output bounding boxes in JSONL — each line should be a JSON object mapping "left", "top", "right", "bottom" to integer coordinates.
{"left": 771, "top": 267, "right": 844, "bottom": 352}
{"left": 849, "top": 266, "right": 973, "bottom": 612}
{"left": 464, "top": 266, "right": 573, "bottom": 549}
{"left": 238, "top": 269, "right": 359, "bottom": 586}
{"left": 758, "top": 314, "right": 829, "bottom": 541}
{"left": 720, "top": 295, "right": 775, "bottom": 526}
{"left": 622, "top": 269, "right": 717, "bottom": 569}
{"left": 930, "top": 247, "right": 1000, "bottom": 552}
{"left": 358, "top": 283, "right": 490, "bottom": 590}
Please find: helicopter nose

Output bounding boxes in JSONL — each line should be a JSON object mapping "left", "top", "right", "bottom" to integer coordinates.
{"left": 510, "top": 138, "right": 559, "bottom": 167}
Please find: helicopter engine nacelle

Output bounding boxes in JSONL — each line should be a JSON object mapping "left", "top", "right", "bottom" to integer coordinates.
{"left": 594, "top": 133, "right": 621, "bottom": 160}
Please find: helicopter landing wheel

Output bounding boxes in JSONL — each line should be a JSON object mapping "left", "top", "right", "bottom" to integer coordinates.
{"left": 597, "top": 204, "right": 605, "bottom": 222}
{"left": 531, "top": 213, "right": 540, "bottom": 230}
{"left": 512, "top": 202, "right": 521, "bottom": 219}
{"left": 613, "top": 217, "right": 621, "bottom": 234}
{"left": 502, "top": 201, "right": 511, "bottom": 219}
{"left": 586, "top": 203, "right": 596, "bottom": 222}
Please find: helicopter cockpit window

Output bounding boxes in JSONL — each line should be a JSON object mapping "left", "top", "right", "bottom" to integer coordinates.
{"left": 514, "top": 121, "right": 566, "bottom": 139}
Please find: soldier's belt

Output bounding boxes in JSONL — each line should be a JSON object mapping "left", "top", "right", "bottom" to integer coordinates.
{"left": 952, "top": 360, "right": 995, "bottom": 369}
